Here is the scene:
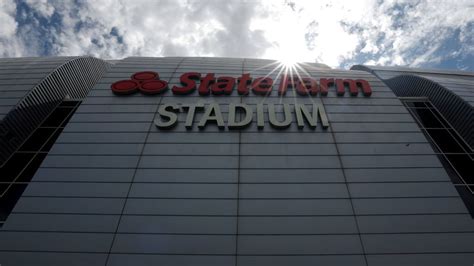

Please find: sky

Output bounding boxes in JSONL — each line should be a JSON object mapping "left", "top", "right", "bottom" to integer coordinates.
{"left": 0, "top": 0, "right": 473, "bottom": 70}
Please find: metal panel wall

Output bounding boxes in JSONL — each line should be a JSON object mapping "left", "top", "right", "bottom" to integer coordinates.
{"left": 351, "top": 65, "right": 474, "bottom": 148}
{"left": 0, "top": 57, "right": 473, "bottom": 266}
{"left": 384, "top": 75, "right": 473, "bottom": 148}
{"left": 0, "top": 57, "right": 110, "bottom": 165}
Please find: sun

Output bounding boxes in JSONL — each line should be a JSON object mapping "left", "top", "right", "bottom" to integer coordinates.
{"left": 278, "top": 54, "right": 299, "bottom": 68}
{"left": 272, "top": 34, "right": 307, "bottom": 69}
{"left": 261, "top": 7, "right": 308, "bottom": 69}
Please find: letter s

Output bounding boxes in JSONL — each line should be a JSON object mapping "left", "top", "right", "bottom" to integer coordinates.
{"left": 155, "top": 104, "right": 180, "bottom": 129}
{"left": 172, "top": 72, "right": 201, "bottom": 95}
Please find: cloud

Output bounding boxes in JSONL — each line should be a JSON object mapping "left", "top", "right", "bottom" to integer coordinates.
{"left": 337, "top": 0, "right": 474, "bottom": 69}
{"left": 24, "top": 0, "right": 54, "bottom": 18}
{"left": 2, "top": 0, "right": 473, "bottom": 71}
{"left": 8, "top": 0, "right": 273, "bottom": 60}
{"left": 0, "top": 0, "right": 23, "bottom": 57}
{"left": 274, "top": 0, "right": 474, "bottom": 69}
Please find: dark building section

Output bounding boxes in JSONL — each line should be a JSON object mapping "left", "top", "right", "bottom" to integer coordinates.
{"left": 0, "top": 57, "right": 473, "bottom": 266}
{"left": 352, "top": 65, "right": 474, "bottom": 217}
{"left": 0, "top": 57, "right": 110, "bottom": 166}
{"left": 401, "top": 98, "right": 474, "bottom": 216}
{"left": 0, "top": 100, "right": 81, "bottom": 226}
{"left": 351, "top": 65, "right": 473, "bottom": 147}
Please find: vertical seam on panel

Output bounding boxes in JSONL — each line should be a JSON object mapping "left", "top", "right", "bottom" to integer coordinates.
{"left": 234, "top": 58, "right": 245, "bottom": 266}
{"left": 104, "top": 57, "right": 186, "bottom": 266}
{"left": 0, "top": 58, "right": 109, "bottom": 167}
{"left": 328, "top": 112, "right": 369, "bottom": 266}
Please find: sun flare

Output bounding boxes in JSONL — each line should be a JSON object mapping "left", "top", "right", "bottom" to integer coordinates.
{"left": 278, "top": 54, "right": 299, "bottom": 68}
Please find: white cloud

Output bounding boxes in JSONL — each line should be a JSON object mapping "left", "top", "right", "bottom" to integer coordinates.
{"left": 273, "top": 0, "right": 474, "bottom": 68}
{"left": 0, "top": 0, "right": 23, "bottom": 57}
{"left": 344, "top": 0, "right": 474, "bottom": 68}
{"left": 39, "top": 0, "right": 272, "bottom": 59}
{"left": 1, "top": 0, "right": 473, "bottom": 70}
{"left": 0, "top": 0, "right": 17, "bottom": 37}
{"left": 24, "top": 0, "right": 55, "bottom": 18}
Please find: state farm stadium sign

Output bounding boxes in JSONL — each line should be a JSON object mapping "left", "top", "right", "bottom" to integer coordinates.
{"left": 111, "top": 71, "right": 373, "bottom": 130}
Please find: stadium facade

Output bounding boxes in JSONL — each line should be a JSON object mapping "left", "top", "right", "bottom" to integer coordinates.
{"left": 0, "top": 56, "right": 473, "bottom": 266}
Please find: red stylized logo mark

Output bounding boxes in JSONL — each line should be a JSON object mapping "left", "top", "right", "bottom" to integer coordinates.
{"left": 111, "top": 71, "right": 168, "bottom": 95}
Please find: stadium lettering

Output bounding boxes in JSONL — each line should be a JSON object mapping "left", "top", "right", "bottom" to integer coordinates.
{"left": 154, "top": 103, "right": 330, "bottom": 130}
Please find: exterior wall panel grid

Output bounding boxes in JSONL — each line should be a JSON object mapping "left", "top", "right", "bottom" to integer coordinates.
{"left": 0, "top": 57, "right": 472, "bottom": 266}
{"left": 0, "top": 57, "right": 110, "bottom": 165}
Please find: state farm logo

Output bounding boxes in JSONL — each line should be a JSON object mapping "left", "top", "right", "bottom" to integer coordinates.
{"left": 111, "top": 71, "right": 372, "bottom": 97}
{"left": 111, "top": 71, "right": 168, "bottom": 95}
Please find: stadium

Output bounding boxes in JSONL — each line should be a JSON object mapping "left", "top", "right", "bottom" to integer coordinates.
{"left": 0, "top": 56, "right": 472, "bottom": 266}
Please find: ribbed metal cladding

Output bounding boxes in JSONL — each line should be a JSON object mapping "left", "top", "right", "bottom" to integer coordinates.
{"left": 351, "top": 65, "right": 473, "bottom": 149}
{"left": 383, "top": 75, "right": 473, "bottom": 148}
{"left": 0, "top": 57, "right": 110, "bottom": 166}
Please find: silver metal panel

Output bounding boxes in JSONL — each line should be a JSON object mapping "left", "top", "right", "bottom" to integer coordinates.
{"left": 0, "top": 57, "right": 472, "bottom": 266}
{"left": 352, "top": 65, "right": 473, "bottom": 148}
{"left": 0, "top": 57, "right": 110, "bottom": 165}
